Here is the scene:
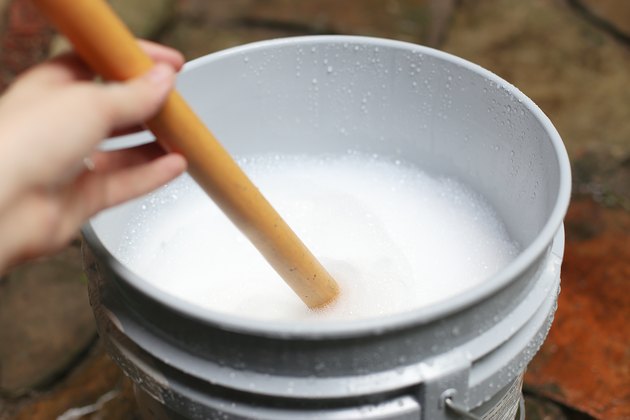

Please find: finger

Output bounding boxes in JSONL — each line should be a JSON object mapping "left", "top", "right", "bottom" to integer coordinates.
{"left": 13, "top": 52, "right": 93, "bottom": 87}
{"left": 95, "top": 62, "right": 176, "bottom": 132}
{"left": 74, "top": 153, "right": 187, "bottom": 222}
{"left": 17, "top": 40, "right": 182, "bottom": 88}
{"left": 139, "top": 40, "right": 185, "bottom": 71}
{"left": 0, "top": 153, "right": 185, "bottom": 267}
{"left": 109, "top": 125, "right": 150, "bottom": 138}
{"left": 89, "top": 142, "right": 168, "bottom": 172}
{"left": 1, "top": 63, "right": 177, "bottom": 184}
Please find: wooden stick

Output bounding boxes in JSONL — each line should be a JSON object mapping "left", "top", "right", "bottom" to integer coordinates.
{"left": 33, "top": 0, "right": 339, "bottom": 309}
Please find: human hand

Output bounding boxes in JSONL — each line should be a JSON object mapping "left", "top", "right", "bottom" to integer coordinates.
{"left": 0, "top": 41, "right": 188, "bottom": 272}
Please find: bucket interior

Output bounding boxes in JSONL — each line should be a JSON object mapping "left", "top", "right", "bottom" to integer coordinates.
{"left": 87, "top": 36, "right": 570, "bottom": 323}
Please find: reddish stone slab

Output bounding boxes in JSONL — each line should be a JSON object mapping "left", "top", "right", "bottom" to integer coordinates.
{"left": 4, "top": 340, "right": 139, "bottom": 420}
{"left": 525, "top": 197, "right": 630, "bottom": 419}
{"left": 576, "top": 0, "right": 630, "bottom": 40}
{"left": 0, "top": 242, "right": 97, "bottom": 396}
{"left": 161, "top": 0, "right": 453, "bottom": 60}
{"left": 0, "top": 0, "right": 54, "bottom": 91}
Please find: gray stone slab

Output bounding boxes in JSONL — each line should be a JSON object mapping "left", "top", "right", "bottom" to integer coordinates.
{"left": 0, "top": 242, "right": 96, "bottom": 396}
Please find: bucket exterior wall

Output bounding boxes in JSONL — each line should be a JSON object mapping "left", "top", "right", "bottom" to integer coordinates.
{"left": 83, "top": 36, "right": 571, "bottom": 420}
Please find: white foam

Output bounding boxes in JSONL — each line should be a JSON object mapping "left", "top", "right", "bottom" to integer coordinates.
{"left": 117, "top": 153, "right": 520, "bottom": 321}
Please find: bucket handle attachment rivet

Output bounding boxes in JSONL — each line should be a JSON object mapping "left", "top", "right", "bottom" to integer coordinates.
{"left": 440, "top": 389, "right": 482, "bottom": 420}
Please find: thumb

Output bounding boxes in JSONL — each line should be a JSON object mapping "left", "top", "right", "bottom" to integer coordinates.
{"left": 99, "top": 63, "right": 176, "bottom": 131}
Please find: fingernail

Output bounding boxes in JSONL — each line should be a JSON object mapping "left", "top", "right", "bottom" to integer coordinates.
{"left": 145, "top": 63, "right": 173, "bottom": 84}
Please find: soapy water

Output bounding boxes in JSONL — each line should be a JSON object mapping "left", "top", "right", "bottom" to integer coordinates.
{"left": 117, "top": 152, "right": 520, "bottom": 321}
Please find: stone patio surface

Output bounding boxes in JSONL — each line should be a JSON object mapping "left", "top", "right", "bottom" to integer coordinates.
{"left": 0, "top": 0, "right": 628, "bottom": 419}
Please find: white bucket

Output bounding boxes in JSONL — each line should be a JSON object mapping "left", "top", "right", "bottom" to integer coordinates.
{"left": 83, "top": 36, "right": 571, "bottom": 419}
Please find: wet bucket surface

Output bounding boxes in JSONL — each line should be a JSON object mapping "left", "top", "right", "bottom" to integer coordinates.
{"left": 83, "top": 36, "right": 571, "bottom": 419}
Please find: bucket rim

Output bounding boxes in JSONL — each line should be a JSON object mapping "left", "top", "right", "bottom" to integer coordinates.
{"left": 84, "top": 35, "right": 571, "bottom": 339}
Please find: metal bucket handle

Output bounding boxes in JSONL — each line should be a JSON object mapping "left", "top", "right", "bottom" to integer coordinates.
{"left": 442, "top": 389, "right": 526, "bottom": 420}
